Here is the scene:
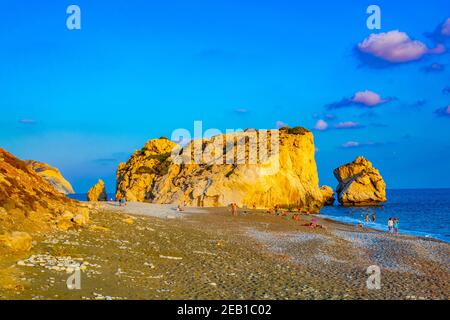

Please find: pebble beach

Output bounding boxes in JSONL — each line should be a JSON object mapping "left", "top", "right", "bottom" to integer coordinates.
{"left": 0, "top": 203, "right": 449, "bottom": 300}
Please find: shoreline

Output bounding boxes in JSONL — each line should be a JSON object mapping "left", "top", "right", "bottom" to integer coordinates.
{"left": 96, "top": 200, "right": 449, "bottom": 244}
{"left": 69, "top": 188, "right": 450, "bottom": 244}
{"left": 316, "top": 215, "right": 448, "bottom": 244}
{"left": 320, "top": 214, "right": 450, "bottom": 244}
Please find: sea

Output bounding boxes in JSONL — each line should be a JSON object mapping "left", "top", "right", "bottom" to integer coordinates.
{"left": 319, "top": 189, "right": 450, "bottom": 243}
{"left": 68, "top": 189, "right": 450, "bottom": 243}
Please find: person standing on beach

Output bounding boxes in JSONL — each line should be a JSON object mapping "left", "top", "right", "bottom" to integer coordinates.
{"left": 393, "top": 218, "right": 399, "bottom": 234}
{"left": 230, "top": 203, "right": 238, "bottom": 216}
{"left": 365, "top": 214, "right": 369, "bottom": 222}
{"left": 274, "top": 205, "right": 281, "bottom": 215}
{"left": 388, "top": 218, "right": 394, "bottom": 233}
{"left": 371, "top": 213, "right": 376, "bottom": 222}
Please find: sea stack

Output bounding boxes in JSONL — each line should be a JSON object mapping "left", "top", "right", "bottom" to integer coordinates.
{"left": 87, "top": 179, "right": 107, "bottom": 201}
{"left": 320, "top": 185, "right": 335, "bottom": 206}
{"left": 334, "top": 156, "right": 386, "bottom": 206}
{"left": 116, "top": 127, "right": 324, "bottom": 213}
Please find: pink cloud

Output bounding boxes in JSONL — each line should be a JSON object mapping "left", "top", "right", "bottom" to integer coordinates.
{"left": 358, "top": 30, "right": 445, "bottom": 63}
{"left": 341, "top": 141, "right": 360, "bottom": 148}
{"left": 18, "top": 119, "right": 37, "bottom": 124}
{"left": 234, "top": 108, "right": 248, "bottom": 114}
{"left": 327, "top": 90, "right": 393, "bottom": 109}
{"left": 341, "top": 141, "right": 381, "bottom": 149}
{"left": 351, "top": 90, "right": 386, "bottom": 107}
{"left": 313, "top": 119, "right": 328, "bottom": 131}
{"left": 334, "top": 121, "right": 362, "bottom": 129}
{"left": 442, "top": 18, "right": 450, "bottom": 36}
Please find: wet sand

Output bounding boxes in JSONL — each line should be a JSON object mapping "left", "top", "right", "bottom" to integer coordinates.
{"left": 0, "top": 203, "right": 449, "bottom": 300}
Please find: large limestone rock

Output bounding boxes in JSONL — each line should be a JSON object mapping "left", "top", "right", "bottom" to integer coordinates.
{"left": 116, "top": 127, "right": 324, "bottom": 213}
{"left": 87, "top": 179, "right": 107, "bottom": 201}
{"left": 0, "top": 148, "right": 90, "bottom": 249}
{"left": 25, "top": 160, "right": 75, "bottom": 194}
{"left": 334, "top": 156, "right": 386, "bottom": 206}
{"left": 320, "top": 185, "right": 335, "bottom": 206}
{"left": 116, "top": 138, "right": 176, "bottom": 202}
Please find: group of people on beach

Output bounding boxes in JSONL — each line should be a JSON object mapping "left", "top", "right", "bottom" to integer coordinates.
{"left": 388, "top": 217, "right": 399, "bottom": 234}
{"left": 114, "top": 195, "right": 126, "bottom": 207}
{"left": 364, "top": 213, "right": 376, "bottom": 222}
{"left": 229, "top": 203, "right": 400, "bottom": 234}
{"left": 363, "top": 212, "right": 400, "bottom": 234}
{"left": 228, "top": 203, "right": 326, "bottom": 229}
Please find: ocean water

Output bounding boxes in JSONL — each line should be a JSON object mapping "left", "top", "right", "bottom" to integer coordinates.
{"left": 68, "top": 194, "right": 116, "bottom": 202}
{"left": 68, "top": 189, "right": 450, "bottom": 243}
{"left": 319, "top": 189, "right": 450, "bottom": 243}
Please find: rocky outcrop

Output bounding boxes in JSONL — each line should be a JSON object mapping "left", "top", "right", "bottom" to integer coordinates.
{"left": 56, "top": 207, "right": 90, "bottom": 231}
{"left": 25, "top": 160, "right": 75, "bottom": 194}
{"left": 87, "top": 179, "right": 107, "bottom": 201}
{"left": 0, "top": 148, "right": 90, "bottom": 252}
{"left": 116, "top": 138, "right": 176, "bottom": 202}
{"left": 116, "top": 127, "right": 324, "bottom": 213}
{"left": 334, "top": 156, "right": 386, "bottom": 206}
{"left": 320, "top": 185, "right": 335, "bottom": 206}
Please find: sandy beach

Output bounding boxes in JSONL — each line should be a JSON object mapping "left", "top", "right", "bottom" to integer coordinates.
{"left": 0, "top": 202, "right": 448, "bottom": 300}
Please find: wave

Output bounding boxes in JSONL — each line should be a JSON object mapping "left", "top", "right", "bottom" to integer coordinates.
{"left": 317, "top": 214, "right": 447, "bottom": 243}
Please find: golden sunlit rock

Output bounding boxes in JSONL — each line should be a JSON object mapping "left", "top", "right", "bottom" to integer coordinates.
{"left": 0, "top": 148, "right": 88, "bottom": 237}
{"left": 334, "top": 156, "right": 387, "bottom": 206}
{"left": 87, "top": 179, "right": 107, "bottom": 201}
{"left": 320, "top": 185, "right": 335, "bottom": 206}
{"left": 116, "top": 127, "right": 324, "bottom": 213}
{"left": 25, "top": 160, "right": 75, "bottom": 195}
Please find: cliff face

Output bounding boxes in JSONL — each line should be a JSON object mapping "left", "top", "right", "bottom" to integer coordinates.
{"left": 334, "top": 156, "right": 386, "bottom": 206}
{"left": 0, "top": 149, "right": 89, "bottom": 251}
{"left": 116, "top": 127, "right": 323, "bottom": 213}
{"left": 25, "top": 160, "right": 75, "bottom": 195}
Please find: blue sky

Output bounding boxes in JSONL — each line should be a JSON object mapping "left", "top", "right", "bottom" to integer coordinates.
{"left": 0, "top": 0, "right": 449, "bottom": 192}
